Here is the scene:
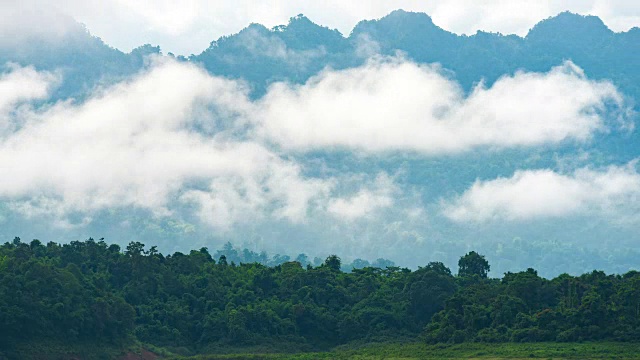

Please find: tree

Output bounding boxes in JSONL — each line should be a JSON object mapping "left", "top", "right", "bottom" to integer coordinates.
{"left": 125, "top": 241, "right": 145, "bottom": 257}
{"left": 295, "top": 253, "right": 309, "bottom": 266}
{"left": 458, "top": 251, "right": 490, "bottom": 278}
{"left": 323, "top": 255, "right": 341, "bottom": 271}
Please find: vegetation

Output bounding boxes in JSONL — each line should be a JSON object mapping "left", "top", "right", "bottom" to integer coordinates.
{"left": 1, "top": 238, "right": 640, "bottom": 359}
{"left": 176, "top": 342, "right": 640, "bottom": 359}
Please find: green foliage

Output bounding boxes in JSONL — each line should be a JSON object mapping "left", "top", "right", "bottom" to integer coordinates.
{"left": 2, "top": 239, "right": 640, "bottom": 358}
{"left": 458, "top": 251, "right": 491, "bottom": 279}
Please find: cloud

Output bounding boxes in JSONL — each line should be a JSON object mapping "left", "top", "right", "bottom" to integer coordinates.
{"left": 0, "top": 65, "right": 56, "bottom": 114}
{"left": 0, "top": 59, "right": 417, "bottom": 231}
{"left": 0, "top": 5, "right": 85, "bottom": 48}
{"left": 327, "top": 173, "right": 396, "bottom": 221}
{"left": 444, "top": 163, "right": 640, "bottom": 222}
{"left": 0, "top": 56, "right": 633, "bottom": 234}
{"left": 180, "top": 160, "right": 333, "bottom": 230}
{"left": 255, "top": 58, "right": 626, "bottom": 154}
{"left": 0, "top": 60, "right": 333, "bottom": 229}
{"left": 242, "top": 26, "right": 325, "bottom": 60}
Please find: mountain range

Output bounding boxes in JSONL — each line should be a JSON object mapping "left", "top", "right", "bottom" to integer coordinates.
{"left": 0, "top": 10, "right": 639, "bottom": 277}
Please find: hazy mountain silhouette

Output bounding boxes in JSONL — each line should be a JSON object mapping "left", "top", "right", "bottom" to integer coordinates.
{"left": 8, "top": 10, "right": 638, "bottom": 104}
{"left": 0, "top": 15, "right": 158, "bottom": 100}
{"left": 189, "top": 10, "right": 640, "bottom": 105}
{"left": 1, "top": 10, "right": 639, "bottom": 276}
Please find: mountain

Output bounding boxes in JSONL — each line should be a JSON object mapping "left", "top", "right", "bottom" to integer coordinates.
{"left": 0, "top": 10, "right": 639, "bottom": 277}
{"left": 7, "top": 10, "right": 638, "bottom": 105}
{"left": 191, "top": 15, "right": 358, "bottom": 96}
{"left": 0, "top": 15, "right": 154, "bottom": 100}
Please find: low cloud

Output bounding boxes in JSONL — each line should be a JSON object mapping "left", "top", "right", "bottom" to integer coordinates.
{"left": 0, "top": 65, "right": 56, "bottom": 120}
{"left": 0, "top": 60, "right": 332, "bottom": 229}
{"left": 0, "top": 60, "right": 415, "bottom": 231}
{"left": 0, "top": 56, "right": 635, "bottom": 233}
{"left": 180, "top": 160, "right": 333, "bottom": 230}
{"left": 327, "top": 173, "right": 396, "bottom": 221}
{"left": 233, "top": 26, "right": 327, "bottom": 67}
{"left": 256, "top": 58, "right": 627, "bottom": 154}
{"left": 444, "top": 163, "right": 640, "bottom": 222}
{"left": 0, "top": 5, "right": 84, "bottom": 48}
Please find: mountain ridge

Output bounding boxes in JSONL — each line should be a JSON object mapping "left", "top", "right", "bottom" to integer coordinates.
{"left": 0, "top": 9, "right": 639, "bottom": 277}
{"left": 5, "top": 10, "right": 637, "bottom": 99}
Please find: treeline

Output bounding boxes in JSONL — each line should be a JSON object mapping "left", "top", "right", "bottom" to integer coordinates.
{"left": 210, "top": 241, "right": 395, "bottom": 271}
{"left": 1, "top": 238, "right": 640, "bottom": 356}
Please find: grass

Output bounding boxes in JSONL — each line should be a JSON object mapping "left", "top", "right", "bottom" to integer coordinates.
{"left": 4, "top": 341, "right": 640, "bottom": 359}
{"left": 171, "top": 342, "right": 640, "bottom": 360}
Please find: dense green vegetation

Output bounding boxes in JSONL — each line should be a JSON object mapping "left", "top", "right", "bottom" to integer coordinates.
{"left": 2, "top": 238, "right": 640, "bottom": 359}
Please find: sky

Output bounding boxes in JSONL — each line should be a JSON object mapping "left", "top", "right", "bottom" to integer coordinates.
{"left": 10, "top": 0, "right": 640, "bottom": 55}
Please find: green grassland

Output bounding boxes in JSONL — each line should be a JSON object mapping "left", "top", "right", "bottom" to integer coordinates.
{"left": 4, "top": 341, "right": 640, "bottom": 359}
{"left": 172, "top": 342, "right": 640, "bottom": 360}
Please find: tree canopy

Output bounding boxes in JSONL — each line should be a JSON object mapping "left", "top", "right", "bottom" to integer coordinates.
{"left": 1, "top": 238, "right": 640, "bottom": 357}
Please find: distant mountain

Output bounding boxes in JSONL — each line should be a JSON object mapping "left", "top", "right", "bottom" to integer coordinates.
{"left": 0, "top": 17, "right": 155, "bottom": 100}
{"left": 1, "top": 10, "right": 639, "bottom": 277}
{"left": 189, "top": 10, "right": 640, "bottom": 162}
{"left": 190, "top": 10, "right": 640, "bottom": 156}
{"left": 190, "top": 15, "right": 359, "bottom": 96}
{"left": 190, "top": 10, "right": 640, "bottom": 110}
{"left": 6, "top": 10, "right": 638, "bottom": 105}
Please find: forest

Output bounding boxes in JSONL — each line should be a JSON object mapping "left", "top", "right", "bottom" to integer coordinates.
{"left": 1, "top": 237, "right": 640, "bottom": 358}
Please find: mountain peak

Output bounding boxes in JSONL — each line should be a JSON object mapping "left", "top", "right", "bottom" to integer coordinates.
{"left": 280, "top": 13, "right": 341, "bottom": 35}
{"left": 350, "top": 9, "right": 452, "bottom": 45}
{"left": 526, "top": 11, "right": 612, "bottom": 41}
{"left": 271, "top": 13, "right": 346, "bottom": 50}
{"left": 289, "top": 13, "right": 312, "bottom": 24}
{"left": 385, "top": 9, "right": 434, "bottom": 22}
{"left": 353, "top": 10, "right": 436, "bottom": 32}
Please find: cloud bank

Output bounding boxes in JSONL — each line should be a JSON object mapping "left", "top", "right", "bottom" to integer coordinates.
{"left": 0, "top": 5, "right": 83, "bottom": 47}
{"left": 0, "top": 65, "right": 56, "bottom": 113}
{"left": 0, "top": 60, "right": 334, "bottom": 229}
{"left": 445, "top": 163, "right": 640, "bottom": 222}
{"left": 327, "top": 173, "right": 397, "bottom": 221}
{"left": 256, "top": 59, "right": 625, "bottom": 154}
{"left": 0, "top": 56, "right": 634, "bottom": 234}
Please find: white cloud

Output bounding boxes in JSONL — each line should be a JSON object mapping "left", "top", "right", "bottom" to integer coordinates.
{"left": 255, "top": 58, "right": 626, "bottom": 154}
{"left": 180, "top": 160, "right": 333, "bottom": 230}
{"left": 226, "top": 25, "right": 327, "bottom": 66}
{"left": 239, "top": 27, "right": 298, "bottom": 59}
{"left": 444, "top": 163, "right": 640, "bottom": 222}
{"left": 0, "top": 5, "right": 84, "bottom": 47}
{"left": 6, "top": 1, "right": 639, "bottom": 55}
{"left": 0, "top": 65, "right": 56, "bottom": 122}
{"left": 327, "top": 173, "right": 396, "bottom": 221}
{"left": 0, "top": 60, "right": 332, "bottom": 229}
{"left": 0, "top": 56, "right": 633, "bottom": 232}
{"left": 0, "top": 59, "right": 422, "bottom": 231}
